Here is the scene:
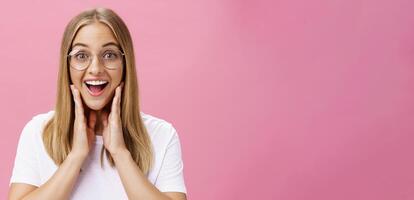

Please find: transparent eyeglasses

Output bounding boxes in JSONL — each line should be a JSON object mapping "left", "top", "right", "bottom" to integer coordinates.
{"left": 68, "top": 48, "right": 125, "bottom": 70}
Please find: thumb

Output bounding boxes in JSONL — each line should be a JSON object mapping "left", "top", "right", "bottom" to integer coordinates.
{"left": 101, "top": 111, "right": 109, "bottom": 127}
{"left": 88, "top": 111, "right": 97, "bottom": 129}
{"left": 101, "top": 111, "right": 109, "bottom": 140}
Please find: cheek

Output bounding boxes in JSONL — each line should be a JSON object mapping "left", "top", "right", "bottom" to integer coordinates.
{"left": 110, "top": 70, "right": 123, "bottom": 86}
{"left": 69, "top": 70, "right": 83, "bottom": 86}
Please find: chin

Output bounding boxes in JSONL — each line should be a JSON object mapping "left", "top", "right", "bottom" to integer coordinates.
{"left": 84, "top": 98, "right": 110, "bottom": 111}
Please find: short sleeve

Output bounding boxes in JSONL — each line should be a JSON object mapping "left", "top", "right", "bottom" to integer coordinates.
{"left": 9, "top": 118, "right": 41, "bottom": 187}
{"left": 155, "top": 125, "right": 187, "bottom": 194}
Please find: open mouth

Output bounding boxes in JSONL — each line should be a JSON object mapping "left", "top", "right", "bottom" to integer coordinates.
{"left": 84, "top": 80, "right": 109, "bottom": 96}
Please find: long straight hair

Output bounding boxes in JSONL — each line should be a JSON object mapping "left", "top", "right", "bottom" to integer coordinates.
{"left": 42, "top": 8, "right": 153, "bottom": 174}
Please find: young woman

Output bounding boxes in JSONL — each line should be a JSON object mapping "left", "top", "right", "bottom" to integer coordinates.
{"left": 8, "top": 8, "right": 187, "bottom": 200}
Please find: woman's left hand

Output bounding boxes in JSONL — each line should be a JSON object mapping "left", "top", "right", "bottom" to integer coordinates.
{"left": 102, "top": 84, "right": 128, "bottom": 156}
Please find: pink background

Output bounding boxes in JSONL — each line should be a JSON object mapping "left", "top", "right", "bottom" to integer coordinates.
{"left": 1, "top": 0, "right": 414, "bottom": 199}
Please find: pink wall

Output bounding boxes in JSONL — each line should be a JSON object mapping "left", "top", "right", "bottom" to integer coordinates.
{"left": 1, "top": 0, "right": 414, "bottom": 199}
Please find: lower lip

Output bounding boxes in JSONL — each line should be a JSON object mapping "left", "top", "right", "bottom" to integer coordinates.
{"left": 85, "top": 84, "right": 107, "bottom": 97}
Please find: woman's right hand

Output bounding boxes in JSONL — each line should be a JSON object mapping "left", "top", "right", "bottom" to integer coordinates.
{"left": 70, "top": 85, "right": 96, "bottom": 159}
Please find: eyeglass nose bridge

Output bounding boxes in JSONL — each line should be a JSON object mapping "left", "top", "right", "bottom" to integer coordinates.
{"left": 86, "top": 54, "right": 104, "bottom": 71}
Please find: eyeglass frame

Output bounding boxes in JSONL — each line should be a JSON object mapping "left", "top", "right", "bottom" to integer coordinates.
{"left": 67, "top": 48, "right": 125, "bottom": 71}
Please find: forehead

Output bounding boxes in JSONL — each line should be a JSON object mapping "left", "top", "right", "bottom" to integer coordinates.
{"left": 72, "top": 22, "right": 119, "bottom": 49}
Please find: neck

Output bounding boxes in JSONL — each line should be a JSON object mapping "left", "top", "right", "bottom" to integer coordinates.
{"left": 95, "top": 111, "right": 104, "bottom": 136}
{"left": 86, "top": 104, "right": 110, "bottom": 136}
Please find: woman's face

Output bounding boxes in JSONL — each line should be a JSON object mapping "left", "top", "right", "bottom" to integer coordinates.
{"left": 69, "top": 22, "right": 123, "bottom": 111}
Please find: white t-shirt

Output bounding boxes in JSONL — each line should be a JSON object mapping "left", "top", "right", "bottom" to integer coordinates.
{"left": 9, "top": 110, "right": 187, "bottom": 199}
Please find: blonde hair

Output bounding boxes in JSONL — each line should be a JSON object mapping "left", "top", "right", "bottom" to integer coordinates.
{"left": 42, "top": 8, "right": 153, "bottom": 174}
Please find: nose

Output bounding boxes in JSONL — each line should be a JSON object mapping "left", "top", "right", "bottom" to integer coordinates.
{"left": 87, "top": 55, "right": 105, "bottom": 75}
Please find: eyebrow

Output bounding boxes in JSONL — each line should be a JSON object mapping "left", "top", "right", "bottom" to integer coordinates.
{"left": 71, "top": 42, "right": 121, "bottom": 49}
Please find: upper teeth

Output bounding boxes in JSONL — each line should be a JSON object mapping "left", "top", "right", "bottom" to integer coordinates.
{"left": 85, "top": 80, "right": 108, "bottom": 85}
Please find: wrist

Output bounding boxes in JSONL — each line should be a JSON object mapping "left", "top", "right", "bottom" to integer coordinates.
{"left": 68, "top": 151, "right": 88, "bottom": 163}
{"left": 66, "top": 152, "right": 87, "bottom": 173}
{"left": 111, "top": 148, "right": 131, "bottom": 162}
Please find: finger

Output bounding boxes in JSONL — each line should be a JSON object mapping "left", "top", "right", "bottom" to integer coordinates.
{"left": 117, "top": 85, "right": 122, "bottom": 110}
{"left": 71, "top": 85, "right": 85, "bottom": 120}
{"left": 70, "top": 85, "right": 80, "bottom": 114}
{"left": 88, "top": 111, "right": 97, "bottom": 129}
{"left": 111, "top": 86, "right": 121, "bottom": 115}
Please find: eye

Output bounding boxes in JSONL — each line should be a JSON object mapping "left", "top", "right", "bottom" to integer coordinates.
{"left": 103, "top": 51, "right": 119, "bottom": 60}
{"left": 74, "top": 52, "right": 89, "bottom": 61}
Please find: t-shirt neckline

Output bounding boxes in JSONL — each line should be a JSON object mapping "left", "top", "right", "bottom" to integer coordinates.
{"left": 94, "top": 135, "right": 103, "bottom": 144}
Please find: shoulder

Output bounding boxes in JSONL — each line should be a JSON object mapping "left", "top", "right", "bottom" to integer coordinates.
{"left": 20, "top": 110, "right": 55, "bottom": 141}
{"left": 140, "top": 111, "right": 180, "bottom": 146}
{"left": 24, "top": 110, "right": 55, "bottom": 131}
{"left": 141, "top": 111, "right": 172, "bottom": 128}
{"left": 30, "top": 110, "right": 55, "bottom": 125}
